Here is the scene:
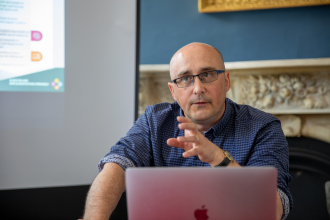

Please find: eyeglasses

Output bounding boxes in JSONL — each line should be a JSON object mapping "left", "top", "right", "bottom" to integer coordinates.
{"left": 172, "top": 70, "right": 225, "bottom": 88}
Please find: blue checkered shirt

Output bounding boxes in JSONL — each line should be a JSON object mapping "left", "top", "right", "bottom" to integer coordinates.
{"left": 99, "top": 98, "right": 293, "bottom": 219}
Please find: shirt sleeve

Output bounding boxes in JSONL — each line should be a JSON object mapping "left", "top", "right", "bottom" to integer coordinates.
{"left": 278, "top": 188, "right": 290, "bottom": 220}
{"left": 98, "top": 112, "right": 153, "bottom": 171}
{"left": 98, "top": 154, "right": 136, "bottom": 172}
{"left": 246, "top": 119, "right": 293, "bottom": 212}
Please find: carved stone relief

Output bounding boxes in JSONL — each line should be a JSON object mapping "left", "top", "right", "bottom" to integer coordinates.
{"left": 238, "top": 73, "right": 330, "bottom": 111}
{"left": 139, "top": 72, "right": 174, "bottom": 115}
{"left": 300, "top": 114, "right": 330, "bottom": 144}
{"left": 276, "top": 115, "right": 301, "bottom": 137}
{"left": 275, "top": 114, "right": 330, "bottom": 143}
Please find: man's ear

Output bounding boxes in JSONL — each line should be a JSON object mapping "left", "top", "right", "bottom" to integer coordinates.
{"left": 168, "top": 82, "right": 176, "bottom": 101}
{"left": 225, "top": 71, "right": 230, "bottom": 92}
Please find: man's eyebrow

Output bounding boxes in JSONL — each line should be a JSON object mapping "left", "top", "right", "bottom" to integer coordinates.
{"left": 200, "top": 67, "right": 216, "bottom": 72}
{"left": 176, "top": 67, "right": 217, "bottom": 78}
{"left": 176, "top": 71, "right": 190, "bottom": 78}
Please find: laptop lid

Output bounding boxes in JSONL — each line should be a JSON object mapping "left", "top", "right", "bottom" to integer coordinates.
{"left": 126, "top": 167, "right": 277, "bottom": 220}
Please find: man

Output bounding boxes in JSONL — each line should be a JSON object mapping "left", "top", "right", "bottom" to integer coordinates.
{"left": 83, "top": 43, "right": 292, "bottom": 220}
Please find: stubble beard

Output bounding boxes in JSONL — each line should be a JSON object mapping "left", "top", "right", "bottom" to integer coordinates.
{"left": 187, "top": 95, "right": 214, "bottom": 123}
{"left": 188, "top": 95, "right": 226, "bottom": 126}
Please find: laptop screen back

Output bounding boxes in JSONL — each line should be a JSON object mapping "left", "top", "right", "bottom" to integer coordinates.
{"left": 126, "top": 167, "right": 277, "bottom": 220}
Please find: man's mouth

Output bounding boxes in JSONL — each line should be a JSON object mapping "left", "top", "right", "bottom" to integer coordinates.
{"left": 193, "top": 101, "right": 208, "bottom": 105}
{"left": 190, "top": 96, "right": 212, "bottom": 106}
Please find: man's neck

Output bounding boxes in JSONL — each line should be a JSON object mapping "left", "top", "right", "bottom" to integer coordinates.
{"left": 197, "top": 102, "right": 227, "bottom": 134}
{"left": 195, "top": 123, "right": 216, "bottom": 134}
{"left": 194, "top": 114, "right": 225, "bottom": 134}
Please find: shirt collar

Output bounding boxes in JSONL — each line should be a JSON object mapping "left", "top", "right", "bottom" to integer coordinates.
{"left": 179, "top": 106, "right": 185, "bottom": 117}
{"left": 208, "top": 98, "right": 232, "bottom": 137}
{"left": 178, "top": 98, "right": 232, "bottom": 137}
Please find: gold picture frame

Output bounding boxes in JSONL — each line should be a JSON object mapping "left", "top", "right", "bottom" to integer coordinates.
{"left": 198, "top": 0, "right": 330, "bottom": 13}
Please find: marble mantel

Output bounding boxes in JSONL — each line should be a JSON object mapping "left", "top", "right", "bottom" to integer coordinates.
{"left": 139, "top": 58, "right": 330, "bottom": 144}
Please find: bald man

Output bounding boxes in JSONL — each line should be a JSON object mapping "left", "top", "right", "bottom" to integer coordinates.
{"left": 83, "top": 43, "right": 292, "bottom": 220}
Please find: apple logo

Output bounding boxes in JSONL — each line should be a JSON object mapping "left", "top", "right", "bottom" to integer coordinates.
{"left": 194, "top": 205, "right": 209, "bottom": 220}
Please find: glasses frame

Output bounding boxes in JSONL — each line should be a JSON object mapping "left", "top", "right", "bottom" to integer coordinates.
{"left": 172, "top": 70, "right": 225, "bottom": 88}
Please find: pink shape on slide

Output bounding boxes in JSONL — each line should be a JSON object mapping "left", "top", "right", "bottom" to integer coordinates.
{"left": 31, "top": 31, "right": 43, "bottom": 41}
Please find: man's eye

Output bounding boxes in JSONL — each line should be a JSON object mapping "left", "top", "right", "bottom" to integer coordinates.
{"left": 203, "top": 72, "right": 211, "bottom": 77}
{"left": 183, "top": 77, "right": 190, "bottom": 82}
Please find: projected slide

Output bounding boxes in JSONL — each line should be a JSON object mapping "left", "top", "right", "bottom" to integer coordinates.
{"left": 0, "top": 0, "right": 64, "bottom": 92}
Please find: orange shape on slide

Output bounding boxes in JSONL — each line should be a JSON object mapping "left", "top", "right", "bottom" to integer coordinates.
{"left": 31, "top": 52, "right": 42, "bottom": 61}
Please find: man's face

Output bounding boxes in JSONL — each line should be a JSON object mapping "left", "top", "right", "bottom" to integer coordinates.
{"left": 168, "top": 44, "right": 230, "bottom": 126}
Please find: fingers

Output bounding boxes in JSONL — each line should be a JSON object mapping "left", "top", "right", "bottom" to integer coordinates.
{"left": 167, "top": 138, "right": 178, "bottom": 145}
{"left": 174, "top": 116, "right": 205, "bottom": 159}
{"left": 182, "top": 148, "right": 199, "bottom": 158}
{"left": 177, "top": 135, "right": 199, "bottom": 143}
{"left": 178, "top": 122, "right": 198, "bottom": 131}
{"left": 177, "top": 117, "right": 199, "bottom": 134}
{"left": 167, "top": 138, "right": 182, "bottom": 148}
{"left": 177, "top": 116, "right": 191, "bottom": 123}
{"left": 167, "top": 138, "right": 193, "bottom": 151}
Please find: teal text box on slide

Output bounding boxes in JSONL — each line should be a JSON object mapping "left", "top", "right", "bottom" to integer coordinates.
{"left": 0, "top": 68, "right": 64, "bottom": 92}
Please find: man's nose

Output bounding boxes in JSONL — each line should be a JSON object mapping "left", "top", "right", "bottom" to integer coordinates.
{"left": 193, "top": 76, "right": 205, "bottom": 94}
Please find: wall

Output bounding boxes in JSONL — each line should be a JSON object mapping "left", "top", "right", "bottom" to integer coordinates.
{"left": 0, "top": 0, "right": 137, "bottom": 190}
{"left": 1, "top": 0, "right": 137, "bottom": 218}
{"left": 140, "top": 0, "right": 330, "bottom": 64}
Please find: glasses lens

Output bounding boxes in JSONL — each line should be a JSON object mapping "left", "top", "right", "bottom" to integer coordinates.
{"left": 176, "top": 76, "right": 193, "bottom": 88}
{"left": 200, "top": 70, "right": 218, "bottom": 82}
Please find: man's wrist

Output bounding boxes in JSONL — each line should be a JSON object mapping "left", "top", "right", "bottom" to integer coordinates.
{"left": 209, "top": 148, "right": 225, "bottom": 167}
{"left": 211, "top": 150, "right": 235, "bottom": 167}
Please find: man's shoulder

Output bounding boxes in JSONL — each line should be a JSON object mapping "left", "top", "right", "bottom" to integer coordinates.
{"left": 145, "top": 102, "right": 180, "bottom": 117}
{"left": 227, "top": 98, "right": 278, "bottom": 124}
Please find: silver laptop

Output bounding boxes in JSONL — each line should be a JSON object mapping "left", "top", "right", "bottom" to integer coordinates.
{"left": 126, "top": 167, "right": 277, "bottom": 220}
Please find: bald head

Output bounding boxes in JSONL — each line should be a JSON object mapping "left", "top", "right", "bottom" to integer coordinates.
{"left": 169, "top": 43, "right": 225, "bottom": 80}
{"left": 167, "top": 42, "right": 230, "bottom": 128}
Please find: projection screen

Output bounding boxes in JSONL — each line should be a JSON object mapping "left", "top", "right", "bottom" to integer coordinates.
{"left": 0, "top": 0, "right": 138, "bottom": 189}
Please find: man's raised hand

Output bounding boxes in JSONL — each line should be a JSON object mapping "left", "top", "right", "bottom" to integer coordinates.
{"left": 167, "top": 116, "right": 222, "bottom": 165}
